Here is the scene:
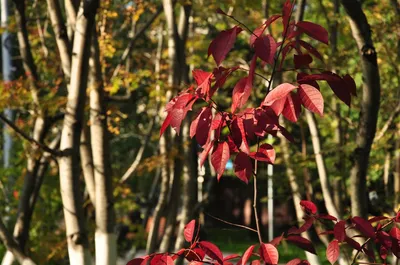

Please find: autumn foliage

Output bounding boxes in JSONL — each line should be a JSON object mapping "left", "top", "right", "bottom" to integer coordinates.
{"left": 128, "top": 1, "right": 398, "bottom": 265}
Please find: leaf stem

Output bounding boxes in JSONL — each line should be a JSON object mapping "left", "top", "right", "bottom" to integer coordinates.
{"left": 206, "top": 213, "right": 258, "bottom": 233}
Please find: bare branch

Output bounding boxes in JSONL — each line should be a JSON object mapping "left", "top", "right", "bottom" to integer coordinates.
{"left": 111, "top": 5, "right": 163, "bottom": 79}
{"left": 0, "top": 113, "right": 60, "bottom": 156}
{"left": 0, "top": 216, "right": 36, "bottom": 265}
{"left": 374, "top": 102, "right": 400, "bottom": 142}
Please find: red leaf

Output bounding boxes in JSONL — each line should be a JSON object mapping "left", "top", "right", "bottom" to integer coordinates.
{"left": 377, "top": 231, "right": 392, "bottom": 249}
{"left": 390, "top": 227, "right": 400, "bottom": 240}
{"left": 199, "top": 140, "right": 214, "bottom": 167}
{"left": 344, "top": 236, "right": 361, "bottom": 251}
{"left": 343, "top": 74, "right": 357, "bottom": 97}
{"left": 269, "top": 96, "right": 287, "bottom": 116}
{"left": 208, "top": 26, "right": 242, "bottom": 66}
{"left": 224, "top": 254, "right": 240, "bottom": 261}
{"left": 300, "top": 200, "right": 317, "bottom": 214}
{"left": 193, "top": 69, "right": 213, "bottom": 98}
{"left": 184, "top": 220, "right": 196, "bottom": 242}
{"left": 294, "top": 54, "right": 312, "bottom": 69}
{"left": 296, "top": 21, "right": 329, "bottom": 45}
{"left": 241, "top": 245, "right": 255, "bottom": 265}
{"left": 259, "top": 243, "right": 279, "bottom": 265}
{"left": 380, "top": 245, "right": 388, "bottom": 260}
{"left": 211, "top": 142, "right": 230, "bottom": 181}
{"left": 282, "top": 0, "right": 293, "bottom": 32}
{"left": 286, "top": 258, "right": 302, "bottom": 265}
{"left": 216, "top": 8, "right": 227, "bottom": 15}
{"left": 234, "top": 152, "right": 253, "bottom": 184}
{"left": 262, "top": 83, "right": 296, "bottom": 106}
{"left": 196, "top": 107, "right": 213, "bottom": 146}
{"left": 288, "top": 217, "right": 314, "bottom": 235}
{"left": 250, "top": 15, "right": 281, "bottom": 46}
{"left": 326, "top": 240, "right": 340, "bottom": 265}
{"left": 151, "top": 255, "right": 174, "bottom": 265}
{"left": 317, "top": 214, "right": 337, "bottom": 221}
{"left": 333, "top": 221, "right": 346, "bottom": 242}
{"left": 286, "top": 235, "right": 316, "bottom": 254}
{"left": 352, "top": 216, "right": 375, "bottom": 239}
{"left": 249, "top": 144, "right": 275, "bottom": 164}
{"left": 254, "top": 35, "right": 277, "bottom": 65}
{"left": 160, "top": 112, "right": 172, "bottom": 137}
{"left": 199, "top": 241, "right": 224, "bottom": 264}
{"left": 298, "top": 40, "right": 323, "bottom": 61}
{"left": 232, "top": 77, "right": 251, "bottom": 113}
{"left": 298, "top": 84, "right": 324, "bottom": 116}
{"left": 250, "top": 25, "right": 266, "bottom": 47}
{"left": 127, "top": 258, "right": 145, "bottom": 265}
{"left": 282, "top": 92, "right": 301, "bottom": 122}
{"left": 368, "top": 216, "right": 388, "bottom": 223}
{"left": 269, "top": 233, "right": 284, "bottom": 247}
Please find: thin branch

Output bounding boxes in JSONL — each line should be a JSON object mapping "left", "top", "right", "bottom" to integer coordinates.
{"left": 374, "top": 102, "right": 400, "bottom": 142}
{"left": 111, "top": 4, "right": 163, "bottom": 79}
{"left": 0, "top": 215, "right": 36, "bottom": 265}
{"left": 205, "top": 213, "right": 258, "bottom": 233}
{"left": 253, "top": 139, "right": 263, "bottom": 244}
{"left": 119, "top": 117, "right": 156, "bottom": 183}
{"left": 0, "top": 113, "right": 60, "bottom": 156}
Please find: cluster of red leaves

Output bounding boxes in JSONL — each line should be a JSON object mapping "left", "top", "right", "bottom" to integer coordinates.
{"left": 160, "top": 0, "right": 356, "bottom": 183}
{"left": 128, "top": 201, "right": 400, "bottom": 265}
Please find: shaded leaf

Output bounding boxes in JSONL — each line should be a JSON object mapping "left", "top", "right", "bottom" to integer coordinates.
{"left": 199, "top": 241, "right": 224, "bottom": 264}
{"left": 296, "top": 21, "right": 329, "bottom": 44}
{"left": 352, "top": 216, "right": 375, "bottom": 239}
{"left": 333, "top": 221, "right": 346, "bottom": 242}
{"left": 234, "top": 152, "right": 253, "bottom": 184}
{"left": 286, "top": 235, "right": 316, "bottom": 254}
{"left": 254, "top": 35, "right": 277, "bottom": 65}
{"left": 208, "top": 26, "right": 242, "bottom": 66}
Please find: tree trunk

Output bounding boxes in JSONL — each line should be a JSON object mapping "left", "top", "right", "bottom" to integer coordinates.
{"left": 80, "top": 127, "right": 96, "bottom": 206}
{"left": 305, "top": 111, "right": 341, "bottom": 218}
{"left": 341, "top": 0, "right": 381, "bottom": 219}
{"left": 0, "top": 216, "right": 36, "bottom": 265}
{"left": 280, "top": 119, "right": 321, "bottom": 265}
{"left": 58, "top": 1, "right": 98, "bottom": 264}
{"left": 89, "top": 31, "right": 117, "bottom": 265}
{"left": 146, "top": 25, "right": 170, "bottom": 255}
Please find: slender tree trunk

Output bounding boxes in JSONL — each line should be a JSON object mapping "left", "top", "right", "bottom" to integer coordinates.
{"left": 305, "top": 111, "right": 341, "bottom": 218}
{"left": 58, "top": 1, "right": 98, "bottom": 264}
{"left": 341, "top": 0, "right": 381, "bottom": 219}
{"left": 146, "top": 25, "right": 170, "bottom": 255}
{"left": 80, "top": 127, "right": 96, "bottom": 206}
{"left": 0, "top": 216, "right": 36, "bottom": 265}
{"left": 280, "top": 119, "right": 321, "bottom": 265}
{"left": 89, "top": 31, "right": 117, "bottom": 265}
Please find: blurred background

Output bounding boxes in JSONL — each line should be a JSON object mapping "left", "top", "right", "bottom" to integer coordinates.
{"left": 0, "top": 0, "right": 398, "bottom": 264}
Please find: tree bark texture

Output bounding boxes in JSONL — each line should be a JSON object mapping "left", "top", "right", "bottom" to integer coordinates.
{"left": 341, "top": 0, "right": 381, "bottom": 219}
{"left": 58, "top": 1, "right": 98, "bottom": 264}
{"left": 89, "top": 31, "right": 117, "bottom": 265}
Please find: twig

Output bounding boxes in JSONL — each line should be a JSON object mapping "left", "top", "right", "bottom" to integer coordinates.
{"left": 253, "top": 138, "right": 263, "bottom": 244}
{"left": 205, "top": 213, "right": 258, "bottom": 233}
{"left": 374, "top": 102, "right": 400, "bottom": 142}
{"left": 0, "top": 113, "right": 60, "bottom": 156}
{"left": 111, "top": 4, "right": 164, "bottom": 79}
